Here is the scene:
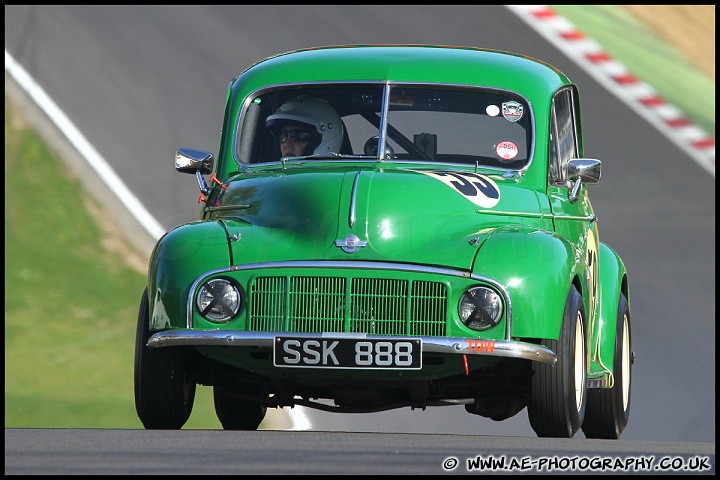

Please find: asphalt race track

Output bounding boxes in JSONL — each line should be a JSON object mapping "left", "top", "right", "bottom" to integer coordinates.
{"left": 4, "top": 5, "right": 715, "bottom": 474}
{"left": 5, "top": 428, "right": 715, "bottom": 474}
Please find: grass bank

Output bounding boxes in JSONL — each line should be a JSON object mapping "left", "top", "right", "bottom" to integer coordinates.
{"left": 4, "top": 100, "right": 224, "bottom": 429}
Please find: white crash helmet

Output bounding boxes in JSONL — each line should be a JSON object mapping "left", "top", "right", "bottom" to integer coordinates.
{"left": 266, "top": 96, "right": 343, "bottom": 155}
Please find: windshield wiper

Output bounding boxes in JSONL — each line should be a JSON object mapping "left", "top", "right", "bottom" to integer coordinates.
{"left": 281, "top": 153, "right": 371, "bottom": 161}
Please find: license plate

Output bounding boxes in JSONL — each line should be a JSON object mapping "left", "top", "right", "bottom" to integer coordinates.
{"left": 273, "top": 336, "right": 422, "bottom": 370}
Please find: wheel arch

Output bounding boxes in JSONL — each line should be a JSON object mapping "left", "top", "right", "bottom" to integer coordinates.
{"left": 148, "top": 221, "right": 232, "bottom": 330}
{"left": 592, "top": 243, "right": 629, "bottom": 379}
{"left": 473, "top": 227, "right": 587, "bottom": 340}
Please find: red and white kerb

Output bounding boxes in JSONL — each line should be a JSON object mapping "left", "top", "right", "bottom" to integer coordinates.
{"left": 507, "top": 5, "right": 715, "bottom": 177}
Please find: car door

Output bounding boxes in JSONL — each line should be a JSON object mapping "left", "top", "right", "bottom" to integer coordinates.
{"left": 547, "top": 87, "right": 599, "bottom": 328}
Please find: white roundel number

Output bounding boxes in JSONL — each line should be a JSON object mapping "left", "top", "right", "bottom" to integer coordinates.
{"left": 419, "top": 170, "right": 501, "bottom": 208}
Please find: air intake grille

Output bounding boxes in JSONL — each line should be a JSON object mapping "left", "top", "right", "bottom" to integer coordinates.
{"left": 248, "top": 276, "right": 447, "bottom": 336}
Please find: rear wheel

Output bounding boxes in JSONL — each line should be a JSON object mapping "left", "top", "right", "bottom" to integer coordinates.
{"left": 134, "top": 288, "right": 196, "bottom": 429}
{"left": 213, "top": 384, "right": 267, "bottom": 430}
{"left": 528, "top": 285, "right": 587, "bottom": 438}
{"left": 582, "top": 292, "right": 632, "bottom": 439}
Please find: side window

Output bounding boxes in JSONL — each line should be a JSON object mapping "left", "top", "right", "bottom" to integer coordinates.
{"left": 549, "top": 88, "right": 578, "bottom": 185}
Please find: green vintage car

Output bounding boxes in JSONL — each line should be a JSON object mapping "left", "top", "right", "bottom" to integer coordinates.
{"left": 134, "top": 45, "right": 632, "bottom": 439}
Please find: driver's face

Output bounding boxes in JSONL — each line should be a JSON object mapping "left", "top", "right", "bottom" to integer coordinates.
{"left": 279, "top": 126, "right": 312, "bottom": 158}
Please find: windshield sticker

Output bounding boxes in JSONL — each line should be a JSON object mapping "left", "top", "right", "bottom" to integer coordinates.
{"left": 496, "top": 141, "right": 519, "bottom": 161}
{"left": 502, "top": 101, "right": 523, "bottom": 122}
{"left": 389, "top": 95, "right": 413, "bottom": 106}
{"left": 486, "top": 104, "right": 500, "bottom": 117}
{"left": 418, "top": 170, "right": 500, "bottom": 208}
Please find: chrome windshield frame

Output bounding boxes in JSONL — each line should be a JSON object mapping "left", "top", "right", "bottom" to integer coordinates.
{"left": 376, "top": 82, "right": 391, "bottom": 162}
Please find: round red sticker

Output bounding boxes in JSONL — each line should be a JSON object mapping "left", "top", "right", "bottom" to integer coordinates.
{"left": 496, "top": 141, "right": 518, "bottom": 160}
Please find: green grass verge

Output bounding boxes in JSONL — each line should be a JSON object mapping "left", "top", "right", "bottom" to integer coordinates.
{"left": 4, "top": 99, "right": 224, "bottom": 429}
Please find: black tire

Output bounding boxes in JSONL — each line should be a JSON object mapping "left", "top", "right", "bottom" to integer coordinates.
{"left": 134, "top": 288, "right": 196, "bottom": 429}
{"left": 213, "top": 384, "right": 267, "bottom": 430}
{"left": 582, "top": 292, "right": 632, "bottom": 439}
{"left": 528, "top": 285, "right": 587, "bottom": 438}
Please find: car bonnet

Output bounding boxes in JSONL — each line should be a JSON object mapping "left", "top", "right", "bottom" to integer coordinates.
{"left": 216, "top": 164, "right": 547, "bottom": 271}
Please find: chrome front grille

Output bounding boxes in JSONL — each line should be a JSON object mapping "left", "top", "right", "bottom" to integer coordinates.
{"left": 248, "top": 276, "right": 447, "bottom": 336}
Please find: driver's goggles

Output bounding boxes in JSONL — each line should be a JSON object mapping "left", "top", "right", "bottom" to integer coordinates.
{"left": 274, "top": 129, "right": 316, "bottom": 143}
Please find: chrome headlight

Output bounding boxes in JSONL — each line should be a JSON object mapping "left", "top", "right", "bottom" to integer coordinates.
{"left": 458, "top": 286, "right": 503, "bottom": 331}
{"left": 196, "top": 278, "right": 241, "bottom": 322}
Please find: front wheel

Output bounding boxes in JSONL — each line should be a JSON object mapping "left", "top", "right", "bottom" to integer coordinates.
{"left": 134, "top": 288, "right": 196, "bottom": 429}
{"left": 528, "top": 285, "right": 587, "bottom": 438}
{"left": 582, "top": 292, "right": 632, "bottom": 439}
{"left": 213, "top": 383, "right": 267, "bottom": 430}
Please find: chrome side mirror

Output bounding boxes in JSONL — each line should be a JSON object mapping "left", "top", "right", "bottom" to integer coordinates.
{"left": 175, "top": 148, "right": 214, "bottom": 174}
{"left": 175, "top": 148, "right": 215, "bottom": 196}
{"left": 567, "top": 158, "right": 601, "bottom": 203}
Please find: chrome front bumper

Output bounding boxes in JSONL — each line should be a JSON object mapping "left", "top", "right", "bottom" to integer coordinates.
{"left": 147, "top": 330, "right": 557, "bottom": 365}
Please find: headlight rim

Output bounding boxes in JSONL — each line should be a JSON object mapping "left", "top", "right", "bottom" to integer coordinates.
{"left": 458, "top": 285, "right": 504, "bottom": 331}
{"left": 196, "top": 277, "right": 243, "bottom": 323}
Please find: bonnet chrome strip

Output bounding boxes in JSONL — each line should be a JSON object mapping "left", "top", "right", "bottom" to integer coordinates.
{"left": 349, "top": 169, "right": 361, "bottom": 228}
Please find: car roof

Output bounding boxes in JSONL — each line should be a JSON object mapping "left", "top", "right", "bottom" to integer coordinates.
{"left": 233, "top": 44, "right": 573, "bottom": 98}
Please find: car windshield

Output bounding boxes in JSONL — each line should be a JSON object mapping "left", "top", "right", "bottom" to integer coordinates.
{"left": 236, "top": 83, "right": 532, "bottom": 170}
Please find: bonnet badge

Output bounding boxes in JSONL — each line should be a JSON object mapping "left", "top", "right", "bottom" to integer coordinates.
{"left": 335, "top": 234, "right": 367, "bottom": 253}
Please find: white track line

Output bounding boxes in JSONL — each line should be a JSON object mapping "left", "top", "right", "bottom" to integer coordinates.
{"left": 5, "top": 49, "right": 167, "bottom": 240}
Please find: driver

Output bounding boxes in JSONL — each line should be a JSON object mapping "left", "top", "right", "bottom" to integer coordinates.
{"left": 266, "top": 95, "right": 343, "bottom": 158}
